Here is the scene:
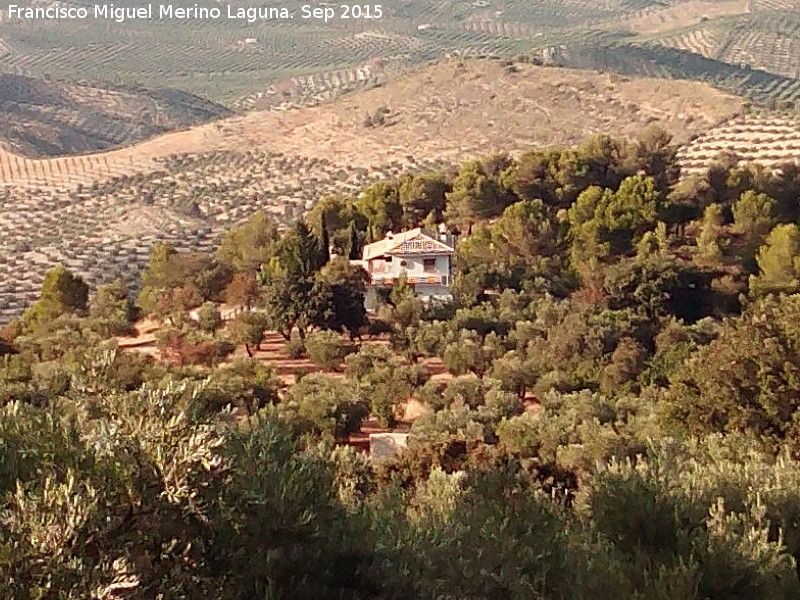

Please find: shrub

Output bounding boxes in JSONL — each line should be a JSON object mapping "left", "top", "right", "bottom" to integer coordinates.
{"left": 283, "top": 374, "right": 367, "bottom": 438}
{"left": 197, "top": 301, "right": 223, "bottom": 334}
{"left": 284, "top": 335, "right": 306, "bottom": 359}
{"left": 304, "top": 330, "right": 354, "bottom": 370}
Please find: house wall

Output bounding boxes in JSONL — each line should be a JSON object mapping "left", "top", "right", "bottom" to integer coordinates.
{"left": 413, "top": 284, "right": 452, "bottom": 300}
{"left": 368, "top": 254, "right": 450, "bottom": 280}
{"left": 395, "top": 254, "right": 450, "bottom": 280}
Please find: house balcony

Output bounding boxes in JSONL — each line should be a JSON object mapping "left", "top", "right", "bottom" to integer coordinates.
{"left": 369, "top": 274, "right": 449, "bottom": 286}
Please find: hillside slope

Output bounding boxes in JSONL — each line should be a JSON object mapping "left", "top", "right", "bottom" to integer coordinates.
{"left": 0, "top": 0, "right": 772, "bottom": 107}
{"left": 0, "top": 60, "right": 744, "bottom": 188}
{"left": 0, "top": 59, "right": 747, "bottom": 323}
{"left": 0, "top": 74, "right": 230, "bottom": 157}
{"left": 677, "top": 112, "right": 800, "bottom": 174}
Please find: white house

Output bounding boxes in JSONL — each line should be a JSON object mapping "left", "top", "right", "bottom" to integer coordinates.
{"left": 351, "top": 227, "right": 456, "bottom": 309}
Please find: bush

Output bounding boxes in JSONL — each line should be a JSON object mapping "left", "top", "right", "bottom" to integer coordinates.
{"left": 345, "top": 344, "right": 430, "bottom": 427}
{"left": 197, "top": 359, "right": 279, "bottom": 415}
{"left": 283, "top": 374, "right": 367, "bottom": 438}
{"left": 367, "top": 318, "right": 395, "bottom": 336}
{"left": 197, "top": 301, "right": 223, "bottom": 334}
{"left": 442, "top": 333, "right": 492, "bottom": 377}
{"left": 284, "top": 335, "right": 306, "bottom": 359}
{"left": 304, "top": 330, "right": 354, "bottom": 370}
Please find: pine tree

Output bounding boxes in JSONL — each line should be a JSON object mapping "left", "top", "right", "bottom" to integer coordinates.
{"left": 23, "top": 265, "right": 89, "bottom": 328}
{"left": 696, "top": 203, "right": 725, "bottom": 265}
{"left": 732, "top": 190, "right": 777, "bottom": 240}
{"left": 750, "top": 223, "right": 800, "bottom": 295}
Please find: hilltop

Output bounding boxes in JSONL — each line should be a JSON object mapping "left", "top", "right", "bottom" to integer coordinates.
{"left": 0, "top": 60, "right": 744, "bottom": 187}
{"left": 0, "top": 74, "right": 230, "bottom": 157}
{"left": 0, "top": 59, "right": 747, "bottom": 323}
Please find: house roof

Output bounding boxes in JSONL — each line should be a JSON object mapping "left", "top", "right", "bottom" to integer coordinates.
{"left": 362, "top": 228, "right": 455, "bottom": 260}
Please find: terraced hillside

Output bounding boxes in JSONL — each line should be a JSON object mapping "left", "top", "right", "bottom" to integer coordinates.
{"left": 0, "top": 0, "right": 764, "bottom": 108}
{"left": 0, "top": 60, "right": 745, "bottom": 323}
{"left": 650, "top": 11, "right": 800, "bottom": 80}
{"left": 677, "top": 112, "right": 800, "bottom": 174}
{"left": 543, "top": 43, "right": 800, "bottom": 107}
{"left": 0, "top": 73, "right": 229, "bottom": 157}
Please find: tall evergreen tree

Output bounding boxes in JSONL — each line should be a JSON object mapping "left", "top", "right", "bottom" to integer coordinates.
{"left": 319, "top": 211, "right": 331, "bottom": 264}
{"left": 282, "top": 221, "right": 327, "bottom": 279}
{"left": 347, "top": 221, "right": 362, "bottom": 260}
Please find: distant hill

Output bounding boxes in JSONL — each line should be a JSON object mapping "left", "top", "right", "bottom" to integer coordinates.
{"left": 540, "top": 42, "right": 800, "bottom": 107}
{"left": 0, "top": 0, "right": 792, "bottom": 109}
{"left": 645, "top": 10, "right": 800, "bottom": 80}
{"left": 0, "top": 74, "right": 230, "bottom": 157}
{"left": 0, "top": 60, "right": 745, "bottom": 189}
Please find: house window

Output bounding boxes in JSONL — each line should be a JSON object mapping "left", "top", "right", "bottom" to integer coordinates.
{"left": 423, "top": 258, "right": 436, "bottom": 273}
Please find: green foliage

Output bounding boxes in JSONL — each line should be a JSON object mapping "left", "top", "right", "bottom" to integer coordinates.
{"left": 696, "top": 202, "right": 726, "bottom": 265}
{"left": 87, "top": 279, "right": 137, "bottom": 337}
{"left": 442, "top": 330, "right": 498, "bottom": 378}
{"left": 155, "top": 325, "right": 236, "bottom": 367}
{"left": 601, "top": 173, "right": 663, "bottom": 252}
{"left": 216, "top": 210, "right": 280, "bottom": 273}
{"left": 139, "top": 243, "right": 232, "bottom": 318}
{"left": 279, "top": 220, "right": 328, "bottom": 280}
{"left": 227, "top": 310, "right": 268, "bottom": 356}
{"left": 315, "top": 257, "right": 368, "bottom": 337}
{"left": 258, "top": 262, "right": 313, "bottom": 339}
{"left": 488, "top": 350, "right": 537, "bottom": 398}
{"left": 750, "top": 223, "right": 800, "bottom": 296}
{"left": 284, "top": 334, "right": 306, "bottom": 359}
{"left": 599, "top": 336, "right": 648, "bottom": 395}
{"left": 257, "top": 224, "right": 364, "bottom": 340}
{"left": 345, "top": 343, "right": 429, "bottom": 427}
{"left": 444, "top": 159, "right": 510, "bottom": 233}
{"left": 732, "top": 190, "right": 778, "bottom": 240}
{"left": 662, "top": 295, "right": 800, "bottom": 451}
{"left": 398, "top": 172, "right": 449, "bottom": 227}
{"left": 576, "top": 439, "right": 800, "bottom": 600}
{"left": 259, "top": 261, "right": 332, "bottom": 340}
{"left": 197, "top": 357, "right": 279, "bottom": 415}
{"left": 628, "top": 124, "right": 680, "bottom": 191}
{"left": 23, "top": 265, "right": 89, "bottom": 329}
{"left": 303, "top": 330, "right": 354, "bottom": 370}
{"left": 568, "top": 174, "right": 664, "bottom": 268}
{"left": 9, "top": 124, "right": 800, "bottom": 598}
{"left": 197, "top": 301, "right": 223, "bottom": 333}
{"left": 603, "top": 254, "right": 714, "bottom": 321}
{"left": 464, "top": 198, "right": 569, "bottom": 291}
{"left": 501, "top": 142, "right": 624, "bottom": 210}
{"left": 282, "top": 374, "right": 367, "bottom": 438}
{"left": 356, "top": 181, "right": 403, "bottom": 241}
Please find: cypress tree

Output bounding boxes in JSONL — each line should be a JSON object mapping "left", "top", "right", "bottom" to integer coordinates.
{"left": 348, "top": 222, "right": 361, "bottom": 260}
{"left": 319, "top": 212, "right": 331, "bottom": 264}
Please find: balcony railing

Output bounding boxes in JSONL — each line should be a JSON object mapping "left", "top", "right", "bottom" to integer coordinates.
{"left": 370, "top": 274, "right": 449, "bottom": 286}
